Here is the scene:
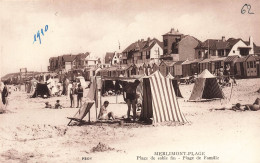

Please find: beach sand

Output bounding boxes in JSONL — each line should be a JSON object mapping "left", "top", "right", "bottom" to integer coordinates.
{"left": 0, "top": 78, "right": 260, "bottom": 163}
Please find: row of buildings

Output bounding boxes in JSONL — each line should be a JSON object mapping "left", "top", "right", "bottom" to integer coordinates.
{"left": 48, "top": 28, "right": 260, "bottom": 80}
{"left": 97, "top": 54, "right": 260, "bottom": 79}
{"left": 48, "top": 53, "right": 101, "bottom": 73}
{"left": 103, "top": 28, "right": 260, "bottom": 78}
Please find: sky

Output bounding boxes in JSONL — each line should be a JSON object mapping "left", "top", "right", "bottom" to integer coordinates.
{"left": 0, "top": 0, "right": 259, "bottom": 77}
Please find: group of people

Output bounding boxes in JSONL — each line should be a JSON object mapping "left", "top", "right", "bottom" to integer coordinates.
{"left": 45, "top": 100, "right": 63, "bottom": 109}
{"left": 98, "top": 79, "right": 141, "bottom": 121}
{"left": 217, "top": 64, "right": 238, "bottom": 87}
{"left": 68, "top": 82, "right": 84, "bottom": 108}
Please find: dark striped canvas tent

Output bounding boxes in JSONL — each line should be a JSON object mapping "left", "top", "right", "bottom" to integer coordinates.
{"left": 141, "top": 71, "right": 187, "bottom": 123}
{"left": 166, "top": 73, "right": 183, "bottom": 98}
{"left": 189, "top": 69, "right": 224, "bottom": 101}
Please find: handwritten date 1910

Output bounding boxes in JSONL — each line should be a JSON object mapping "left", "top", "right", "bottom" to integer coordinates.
{"left": 33, "top": 25, "right": 48, "bottom": 44}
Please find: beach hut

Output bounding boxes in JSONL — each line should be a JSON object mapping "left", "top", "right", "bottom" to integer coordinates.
{"left": 190, "top": 59, "right": 202, "bottom": 75}
{"left": 224, "top": 55, "right": 239, "bottom": 76}
{"left": 235, "top": 55, "right": 257, "bottom": 78}
{"left": 159, "top": 60, "right": 168, "bottom": 77}
{"left": 182, "top": 60, "right": 193, "bottom": 77}
{"left": 211, "top": 57, "right": 226, "bottom": 75}
{"left": 174, "top": 61, "right": 184, "bottom": 77}
{"left": 151, "top": 63, "right": 159, "bottom": 74}
{"left": 189, "top": 69, "right": 225, "bottom": 101}
{"left": 199, "top": 58, "right": 212, "bottom": 74}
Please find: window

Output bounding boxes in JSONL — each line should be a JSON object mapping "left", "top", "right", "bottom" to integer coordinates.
{"left": 247, "top": 62, "right": 249, "bottom": 68}
{"left": 146, "top": 51, "right": 150, "bottom": 59}
{"left": 254, "top": 61, "right": 256, "bottom": 68}
{"left": 163, "top": 49, "right": 168, "bottom": 55}
{"left": 163, "top": 39, "right": 168, "bottom": 46}
{"left": 218, "top": 50, "right": 224, "bottom": 56}
{"left": 233, "top": 50, "right": 235, "bottom": 53}
{"left": 250, "top": 61, "right": 253, "bottom": 68}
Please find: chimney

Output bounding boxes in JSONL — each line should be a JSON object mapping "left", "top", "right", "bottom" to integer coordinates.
{"left": 222, "top": 36, "right": 226, "bottom": 42}
{"left": 171, "top": 28, "right": 175, "bottom": 33}
{"left": 141, "top": 39, "right": 144, "bottom": 42}
{"left": 249, "top": 36, "right": 253, "bottom": 46}
{"left": 147, "top": 37, "right": 150, "bottom": 42}
{"left": 249, "top": 36, "right": 254, "bottom": 54}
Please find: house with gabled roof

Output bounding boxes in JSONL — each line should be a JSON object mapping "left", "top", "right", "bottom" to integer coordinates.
{"left": 122, "top": 37, "right": 163, "bottom": 65}
{"left": 62, "top": 54, "right": 77, "bottom": 72}
{"left": 161, "top": 28, "right": 201, "bottom": 62}
{"left": 254, "top": 45, "right": 260, "bottom": 56}
{"left": 49, "top": 57, "right": 58, "bottom": 72}
{"left": 105, "top": 52, "right": 115, "bottom": 65}
{"left": 104, "top": 52, "right": 123, "bottom": 65}
{"left": 75, "top": 52, "right": 89, "bottom": 69}
{"left": 195, "top": 36, "right": 255, "bottom": 59}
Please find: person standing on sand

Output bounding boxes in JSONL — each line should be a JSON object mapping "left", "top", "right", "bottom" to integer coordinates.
{"left": 67, "top": 81, "right": 72, "bottom": 99}
{"left": 0, "top": 82, "right": 5, "bottom": 113}
{"left": 70, "top": 83, "right": 77, "bottom": 108}
{"left": 77, "top": 84, "right": 83, "bottom": 108}
{"left": 2, "top": 82, "right": 9, "bottom": 105}
{"left": 120, "top": 79, "right": 140, "bottom": 121}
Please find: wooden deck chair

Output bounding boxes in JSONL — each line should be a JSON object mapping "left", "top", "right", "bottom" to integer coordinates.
{"left": 67, "top": 101, "right": 94, "bottom": 126}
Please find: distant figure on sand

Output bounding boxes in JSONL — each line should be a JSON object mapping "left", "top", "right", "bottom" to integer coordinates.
{"left": 98, "top": 101, "right": 115, "bottom": 120}
{"left": 120, "top": 79, "right": 140, "bottom": 121}
{"left": 212, "top": 98, "right": 260, "bottom": 112}
{"left": 2, "top": 82, "right": 9, "bottom": 106}
{"left": 212, "top": 103, "right": 245, "bottom": 111}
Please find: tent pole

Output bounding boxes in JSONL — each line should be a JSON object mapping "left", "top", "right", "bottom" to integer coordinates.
{"left": 95, "top": 77, "right": 97, "bottom": 120}
{"left": 99, "top": 78, "right": 102, "bottom": 120}
{"left": 116, "top": 93, "right": 118, "bottom": 104}
{"left": 88, "top": 111, "right": 91, "bottom": 124}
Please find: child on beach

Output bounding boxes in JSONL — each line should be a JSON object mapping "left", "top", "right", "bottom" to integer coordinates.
{"left": 54, "top": 100, "right": 62, "bottom": 109}
{"left": 45, "top": 102, "right": 52, "bottom": 108}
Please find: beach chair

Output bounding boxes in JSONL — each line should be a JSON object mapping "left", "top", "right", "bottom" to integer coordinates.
{"left": 67, "top": 101, "right": 94, "bottom": 126}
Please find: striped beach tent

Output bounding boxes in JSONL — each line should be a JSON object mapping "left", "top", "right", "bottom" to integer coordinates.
{"left": 141, "top": 71, "right": 187, "bottom": 123}
{"left": 166, "top": 73, "right": 183, "bottom": 98}
{"left": 189, "top": 69, "right": 225, "bottom": 101}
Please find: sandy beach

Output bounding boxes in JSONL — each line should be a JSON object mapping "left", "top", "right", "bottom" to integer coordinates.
{"left": 0, "top": 78, "right": 260, "bottom": 163}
